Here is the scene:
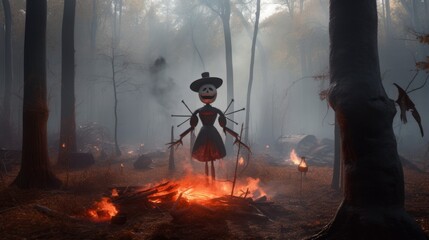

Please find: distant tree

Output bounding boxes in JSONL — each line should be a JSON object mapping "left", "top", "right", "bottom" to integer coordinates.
{"left": 309, "top": 0, "right": 426, "bottom": 238}
{"left": 244, "top": 0, "right": 260, "bottom": 144}
{"left": 201, "top": 0, "right": 235, "bottom": 153}
{"left": 87, "top": 0, "right": 98, "bottom": 121}
{"left": 58, "top": 0, "right": 77, "bottom": 165}
{"left": 0, "top": 0, "right": 13, "bottom": 148}
{"left": 111, "top": 0, "right": 122, "bottom": 156}
{"left": 12, "top": 0, "right": 61, "bottom": 189}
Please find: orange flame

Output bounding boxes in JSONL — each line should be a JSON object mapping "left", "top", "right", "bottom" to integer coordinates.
{"left": 87, "top": 197, "right": 118, "bottom": 222}
{"left": 87, "top": 174, "right": 268, "bottom": 219}
{"left": 299, "top": 158, "right": 307, "bottom": 168}
{"left": 238, "top": 157, "right": 245, "bottom": 166}
{"left": 298, "top": 157, "right": 308, "bottom": 173}
{"left": 145, "top": 175, "right": 267, "bottom": 205}
{"left": 289, "top": 149, "right": 301, "bottom": 165}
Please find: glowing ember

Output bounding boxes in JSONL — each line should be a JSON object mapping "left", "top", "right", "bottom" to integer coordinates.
{"left": 144, "top": 175, "right": 267, "bottom": 205}
{"left": 111, "top": 188, "right": 119, "bottom": 197}
{"left": 289, "top": 148, "right": 301, "bottom": 165}
{"left": 238, "top": 157, "right": 245, "bottom": 166}
{"left": 61, "top": 143, "right": 66, "bottom": 148}
{"left": 298, "top": 157, "right": 308, "bottom": 173}
{"left": 87, "top": 197, "right": 118, "bottom": 222}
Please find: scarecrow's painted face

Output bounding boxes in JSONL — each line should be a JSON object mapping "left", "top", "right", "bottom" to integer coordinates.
{"left": 198, "top": 84, "right": 217, "bottom": 104}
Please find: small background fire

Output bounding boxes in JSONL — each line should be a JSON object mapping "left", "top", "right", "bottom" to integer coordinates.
{"left": 0, "top": 146, "right": 428, "bottom": 239}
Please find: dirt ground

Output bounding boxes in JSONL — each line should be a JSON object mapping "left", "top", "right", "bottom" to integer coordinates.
{"left": 0, "top": 151, "right": 428, "bottom": 240}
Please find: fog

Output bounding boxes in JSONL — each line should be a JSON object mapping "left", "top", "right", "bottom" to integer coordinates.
{"left": 1, "top": 0, "right": 428, "bottom": 157}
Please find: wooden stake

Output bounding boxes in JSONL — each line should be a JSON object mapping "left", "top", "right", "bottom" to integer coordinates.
{"left": 168, "top": 126, "right": 175, "bottom": 170}
{"left": 231, "top": 123, "right": 244, "bottom": 196}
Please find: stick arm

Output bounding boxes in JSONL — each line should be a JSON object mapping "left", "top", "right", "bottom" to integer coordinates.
{"left": 217, "top": 110, "right": 251, "bottom": 152}
{"left": 167, "top": 112, "right": 199, "bottom": 149}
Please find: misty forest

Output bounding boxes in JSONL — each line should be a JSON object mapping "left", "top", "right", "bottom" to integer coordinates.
{"left": 0, "top": 0, "right": 428, "bottom": 239}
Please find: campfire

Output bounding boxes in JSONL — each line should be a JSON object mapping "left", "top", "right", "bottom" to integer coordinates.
{"left": 87, "top": 174, "right": 273, "bottom": 223}
{"left": 87, "top": 197, "right": 118, "bottom": 222}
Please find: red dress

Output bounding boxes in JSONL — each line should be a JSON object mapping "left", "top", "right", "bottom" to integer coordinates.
{"left": 191, "top": 104, "right": 226, "bottom": 162}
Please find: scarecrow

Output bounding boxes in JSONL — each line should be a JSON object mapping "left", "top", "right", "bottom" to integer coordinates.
{"left": 168, "top": 72, "right": 250, "bottom": 179}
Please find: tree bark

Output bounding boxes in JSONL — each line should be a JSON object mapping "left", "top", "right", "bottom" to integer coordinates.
{"left": 12, "top": 0, "right": 61, "bottom": 189}
{"left": 309, "top": 0, "right": 427, "bottom": 239}
{"left": 0, "top": 0, "right": 13, "bottom": 148}
{"left": 58, "top": 0, "right": 77, "bottom": 165}
{"left": 244, "top": 0, "right": 260, "bottom": 144}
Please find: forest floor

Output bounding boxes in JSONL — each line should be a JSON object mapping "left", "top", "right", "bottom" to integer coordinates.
{"left": 0, "top": 149, "right": 428, "bottom": 240}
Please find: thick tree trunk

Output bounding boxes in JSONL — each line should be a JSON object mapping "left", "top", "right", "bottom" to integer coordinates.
{"left": 58, "top": 0, "right": 77, "bottom": 165}
{"left": 12, "top": 0, "right": 61, "bottom": 189}
{"left": 244, "top": 0, "right": 260, "bottom": 144}
{"left": 0, "top": 0, "right": 13, "bottom": 148}
{"left": 221, "top": 0, "right": 234, "bottom": 153}
{"left": 309, "top": 0, "right": 427, "bottom": 239}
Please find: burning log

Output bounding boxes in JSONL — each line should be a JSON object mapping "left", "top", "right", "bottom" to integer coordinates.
{"left": 87, "top": 176, "right": 281, "bottom": 223}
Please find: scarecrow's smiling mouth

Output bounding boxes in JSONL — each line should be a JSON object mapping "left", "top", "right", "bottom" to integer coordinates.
{"left": 201, "top": 95, "right": 215, "bottom": 99}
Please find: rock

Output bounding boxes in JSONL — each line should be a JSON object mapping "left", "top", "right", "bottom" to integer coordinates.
{"left": 133, "top": 155, "right": 153, "bottom": 169}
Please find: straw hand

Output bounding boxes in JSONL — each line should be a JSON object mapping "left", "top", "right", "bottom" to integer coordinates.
{"left": 167, "top": 138, "right": 183, "bottom": 149}
{"left": 233, "top": 138, "right": 251, "bottom": 152}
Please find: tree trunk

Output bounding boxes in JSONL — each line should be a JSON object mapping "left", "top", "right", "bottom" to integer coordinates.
{"left": 58, "top": 0, "right": 77, "bottom": 165}
{"left": 244, "top": 0, "right": 260, "bottom": 144}
{"left": 0, "top": 0, "right": 13, "bottom": 148}
{"left": 221, "top": 0, "right": 234, "bottom": 153}
{"left": 231, "top": 3, "right": 270, "bottom": 142}
{"left": 112, "top": 0, "right": 121, "bottom": 157}
{"left": 111, "top": 47, "right": 121, "bottom": 157}
{"left": 88, "top": 0, "right": 98, "bottom": 121}
{"left": 12, "top": 0, "right": 61, "bottom": 189}
{"left": 309, "top": 0, "right": 427, "bottom": 239}
{"left": 169, "top": 126, "right": 175, "bottom": 170}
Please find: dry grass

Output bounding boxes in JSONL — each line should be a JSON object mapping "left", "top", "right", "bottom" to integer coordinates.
{"left": 0, "top": 154, "right": 428, "bottom": 239}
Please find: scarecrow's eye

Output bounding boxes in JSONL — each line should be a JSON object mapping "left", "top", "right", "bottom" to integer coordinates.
{"left": 209, "top": 87, "right": 213, "bottom": 91}
{"left": 203, "top": 87, "right": 207, "bottom": 91}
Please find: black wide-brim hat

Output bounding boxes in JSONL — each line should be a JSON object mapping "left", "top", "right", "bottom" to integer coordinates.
{"left": 190, "top": 72, "right": 223, "bottom": 92}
